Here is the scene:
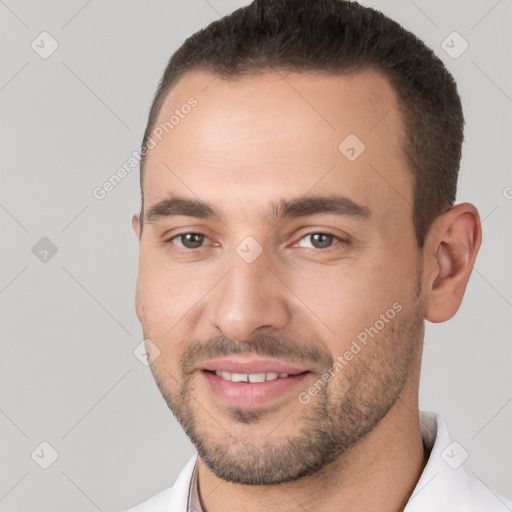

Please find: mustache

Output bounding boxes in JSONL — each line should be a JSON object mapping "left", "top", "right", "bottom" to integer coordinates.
{"left": 180, "top": 333, "right": 334, "bottom": 375}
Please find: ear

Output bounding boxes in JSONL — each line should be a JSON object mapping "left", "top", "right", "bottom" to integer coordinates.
{"left": 132, "top": 213, "right": 141, "bottom": 241}
{"left": 423, "top": 203, "right": 482, "bottom": 323}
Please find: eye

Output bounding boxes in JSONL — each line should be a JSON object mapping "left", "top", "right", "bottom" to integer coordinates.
{"left": 295, "top": 232, "right": 341, "bottom": 249}
{"left": 170, "top": 233, "right": 210, "bottom": 249}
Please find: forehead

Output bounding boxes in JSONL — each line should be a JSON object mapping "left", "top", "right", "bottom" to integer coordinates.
{"left": 143, "top": 68, "right": 412, "bottom": 223}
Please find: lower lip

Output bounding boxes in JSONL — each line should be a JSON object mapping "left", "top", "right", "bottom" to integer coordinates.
{"left": 201, "top": 370, "right": 311, "bottom": 409}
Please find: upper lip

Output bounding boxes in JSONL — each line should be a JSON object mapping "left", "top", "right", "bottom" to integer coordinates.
{"left": 201, "top": 357, "right": 309, "bottom": 375}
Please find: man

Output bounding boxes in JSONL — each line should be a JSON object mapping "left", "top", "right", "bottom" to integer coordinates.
{"left": 128, "top": 0, "right": 511, "bottom": 510}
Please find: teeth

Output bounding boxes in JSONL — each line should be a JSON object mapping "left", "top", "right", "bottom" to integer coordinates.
{"left": 214, "top": 370, "right": 289, "bottom": 382}
{"left": 248, "top": 373, "right": 266, "bottom": 383}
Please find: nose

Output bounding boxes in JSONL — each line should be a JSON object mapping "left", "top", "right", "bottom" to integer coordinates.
{"left": 211, "top": 252, "right": 291, "bottom": 342}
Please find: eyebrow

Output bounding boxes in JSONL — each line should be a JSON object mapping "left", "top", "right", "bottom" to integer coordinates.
{"left": 144, "top": 194, "right": 370, "bottom": 224}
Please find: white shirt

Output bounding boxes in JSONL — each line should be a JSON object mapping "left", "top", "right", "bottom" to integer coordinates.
{"left": 125, "top": 411, "right": 512, "bottom": 511}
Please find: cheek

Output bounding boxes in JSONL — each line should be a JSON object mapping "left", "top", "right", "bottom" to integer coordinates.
{"left": 138, "top": 250, "right": 182, "bottom": 297}
{"left": 289, "top": 255, "right": 416, "bottom": 350}
{"left": 135, "top": 263, "right": 180, "bottom": 338}
{"left": 136, "top": 280, "right": 189, "bottom": 369}
{"left": 135, "top": 256, "right": 214, "bottom": 349}
{"left": 291, "top": 269, "right": 375, "bottom": 347}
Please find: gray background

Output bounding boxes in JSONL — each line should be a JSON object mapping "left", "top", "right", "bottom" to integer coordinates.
{"left": 0, "top": 1, "right": 511, "bottom": 510}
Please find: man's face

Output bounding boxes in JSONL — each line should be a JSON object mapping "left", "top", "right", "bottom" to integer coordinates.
{"left": 134, "top": 69, "right": 425, "bottom": 484}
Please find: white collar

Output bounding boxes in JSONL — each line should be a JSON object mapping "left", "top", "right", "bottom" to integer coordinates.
{"left": 404, "top": 411, "right": 511, "bottom": 511}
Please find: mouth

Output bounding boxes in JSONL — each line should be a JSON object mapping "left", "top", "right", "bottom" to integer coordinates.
{"left": 199, "top": 357, "right": 312, "bottom": 409}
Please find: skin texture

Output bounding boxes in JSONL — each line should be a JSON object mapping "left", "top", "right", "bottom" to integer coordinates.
{"left": 132, "top": 69, "right": 481, "bottom": 512}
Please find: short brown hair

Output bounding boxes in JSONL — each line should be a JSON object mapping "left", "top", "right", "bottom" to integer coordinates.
{"left": 140, "top": 0, "right": 464, "bottom": 247}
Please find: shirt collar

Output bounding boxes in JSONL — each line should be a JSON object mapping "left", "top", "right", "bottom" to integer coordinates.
{"left": 405, "top": 411, "right": 510, "bottom": 511}
{"left": 187, "top": 457, "right": 203, "bottom": 512}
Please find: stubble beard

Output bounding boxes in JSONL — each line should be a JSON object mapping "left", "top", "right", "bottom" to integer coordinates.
{"left": 149, "top": 299, "right": 424, "bottom": 486}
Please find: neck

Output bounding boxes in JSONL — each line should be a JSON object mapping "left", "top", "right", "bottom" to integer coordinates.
{"left": 196, "top": 355, "right": 427, "bottom": 512}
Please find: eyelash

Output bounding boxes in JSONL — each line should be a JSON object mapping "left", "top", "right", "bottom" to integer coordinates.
{"left": 166, "top": 231, "right": 346, "bottom": 252}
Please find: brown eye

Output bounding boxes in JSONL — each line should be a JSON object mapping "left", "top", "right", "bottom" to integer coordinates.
{"left": 172, "top": 233, "right": 206, "bottom": 249}
{"left": 297, "top": 233, "right": 338, "bottom": 249}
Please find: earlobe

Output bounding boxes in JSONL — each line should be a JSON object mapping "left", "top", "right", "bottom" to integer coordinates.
{"left": 424, "top": 203, "right": 482, "bottom": 323}
{"left": 132, "top": 213, "right": 141, "bottom": 241}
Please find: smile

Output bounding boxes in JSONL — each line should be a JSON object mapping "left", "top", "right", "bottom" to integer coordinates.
{"left": 213, "top": 370, "right": 290, "bottom": 383}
